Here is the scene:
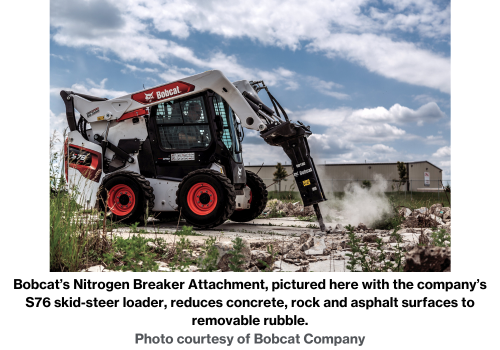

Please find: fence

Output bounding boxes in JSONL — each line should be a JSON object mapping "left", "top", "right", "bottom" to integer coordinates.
{"left": 262, "top": 178, "right": 451, "bottom": 201}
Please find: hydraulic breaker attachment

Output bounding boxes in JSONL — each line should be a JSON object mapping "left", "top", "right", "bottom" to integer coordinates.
{"left": 260, "top": 121, "right": 327, "bottom": 231}
{"left": 238, "top": 80, "right": 328, "bottom": 231}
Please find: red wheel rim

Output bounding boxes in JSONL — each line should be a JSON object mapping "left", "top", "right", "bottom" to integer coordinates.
{"left": 187, "top": 182, "right": 218, "bottom": 215}
{"left": 107, "top": 184, "right": 136, "bottom": 216}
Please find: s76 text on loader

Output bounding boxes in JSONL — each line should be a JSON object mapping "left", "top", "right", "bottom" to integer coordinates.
{"left": 61, "top": 70, "right": 328, "bottom": 230}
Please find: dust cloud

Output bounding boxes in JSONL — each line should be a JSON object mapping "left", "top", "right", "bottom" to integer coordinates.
{"left": 318, "top": 173, "right": 393, "bottom": 227}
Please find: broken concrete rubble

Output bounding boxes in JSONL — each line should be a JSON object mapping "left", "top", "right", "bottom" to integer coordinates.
{"left": 357, "top": 223, "right": 368, "bottom": 231}
{"left": 404, "top": 246, "right": 451, "bottom": 272}
{"left": 362, "top": 235, "right": 378, "bottom": 243}
{"left": 81, "top": 201, "right": 450, "bottom": 273}
{"left": 399, "top": 207, "right": 412, "bottom": 218}
{"left": 250, "top": 250, "right": 273, "bottom": 269}
{"left": 262, "top": 199, "right": 315, "bottom": 217}
{"left": 304, "top": 237, "right": 327, "bottom": 255}
{"left": 399, "top": 205, "right": 451, "bottom": 229}
{"left": 215, "top": 239, "right": 252, "bottom": 272}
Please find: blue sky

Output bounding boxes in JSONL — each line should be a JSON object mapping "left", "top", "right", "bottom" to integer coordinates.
{"left": 50, "top": 0, "right": 451, "bottom": 178}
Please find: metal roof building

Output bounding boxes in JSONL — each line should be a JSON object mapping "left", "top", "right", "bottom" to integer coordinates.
{"left": 245, "top": 161, "right": 443, "bottom": 193}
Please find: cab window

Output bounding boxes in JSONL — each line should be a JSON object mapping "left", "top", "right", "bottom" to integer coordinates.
{"left": 154, "top": 96, "right": 211, "bottom": 150}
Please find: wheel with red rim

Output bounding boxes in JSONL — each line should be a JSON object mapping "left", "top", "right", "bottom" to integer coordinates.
{"left": 107, "top": 184, "right": 136, "bottom": 216}
{"left": 176, "top": 169, "right": 235, "bottom": 229}
{"left": 187, "top": 182, "right": 218, "bottom": 215}
{"left": 229, "top": 170, "right": 268, "bottom": 223}
{"left": 98, "top": 171, "right": 155, "bottom": 224}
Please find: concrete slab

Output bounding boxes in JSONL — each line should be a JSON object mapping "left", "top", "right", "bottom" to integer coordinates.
{"left": 109, "top": 217, "right": 317, "bottom": 245}
{"left": 305, "top": 237, "right": 327, "bottom": 255}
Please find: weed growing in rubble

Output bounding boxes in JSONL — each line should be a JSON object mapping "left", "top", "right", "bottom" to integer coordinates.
{"left": 345, "top": 225, "right": 368, "bottom": 272}
{"left": 174, "top": 225, "right": 203, "bottom": 236}
{"left": 431, "top": 228, "right": 451, "bottom": 247}
{"left": 197, "top": 237, "right": 219, "bottom": 272}
{"left": 267, "top": 201, "right": 284, "bottom": 219}
{"left": 306, "top": 223, "right": 320, "bottom": 229}
{"left": 228, "top": 237, "right": 246, "bottom": 272}
{"left": 297, "top": 215, "right": 317, "bottom": 222}
{"left": 257, "top": 245, "right": 278, "bottom": 272}
{"left": 103, "top": 235, "right": 158, "bottom": 272}
{"left": 129, "top": 222, "right": 140, "bottom": 233}
{"left": 345, "top": 223, "right": 405, "bottom": 272}
{"left": 168, "top": 237, "right": 195, "bottom": 272}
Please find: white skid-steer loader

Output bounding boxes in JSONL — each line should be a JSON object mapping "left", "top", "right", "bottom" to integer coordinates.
{"left": 61, "top": 70, "right": 327, "bottom": 229}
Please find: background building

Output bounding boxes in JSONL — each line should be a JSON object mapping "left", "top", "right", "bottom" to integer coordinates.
{"left": 246, "top": 161, "right": 444, "bottom": 193}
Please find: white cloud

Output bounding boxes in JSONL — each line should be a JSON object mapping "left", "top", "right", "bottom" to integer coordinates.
{"left": 371, "top": 1, "right": 450, "bottom": 38}
{"left": 425, "top": 135, "right": 446, "bottom": 145}
{"left": 51, "top": 0, "right": 450, "bottom": 93}
{"left": 50, "top": 53, "right": 66, "bottom": 60}
{"left": 432, "top": 145, "right": 451, "bottom": 158}
{"left": 50, "top": 78, "right": 129, "bottom": 99}
{"left": 308, "top": 33, "right": 450, "bottom": 93}
{"left": 305, "top": 76, "right": 349, "bottom": 100}
{"left": 50, "top": 110, "right": 68, "bottom": 139}
{"left": 429, "top": 145, "right": 450, "bottom": 179}
{"left": 296, "top": 102, "right": 446, "bottom": 129}
{"left": 241, "top": 142, "right": 288, "bottom": 166}
{"left": 96, "top": 55, "right": 111, "bottom": 62}
{"left": 121, "top": 64, "right": 158, "bottom": 74}
{"left": 125, "top": 0, "right": 449, "bottom": 44}
{"left": 158, "top": 66, "right": 196, "bottom": 82}
{"left": 261, "top": 102, "right": 448, "bottom": 167}
{"left": 372, "top": 144, "right": 396, "bottom": 153}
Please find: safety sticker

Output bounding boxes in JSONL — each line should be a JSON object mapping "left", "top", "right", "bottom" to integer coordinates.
{"left": 303, "top": 179, "right": 311, "bottom": 186}
{"left": 172, "top": 153, "right": 195, "bottom": 161}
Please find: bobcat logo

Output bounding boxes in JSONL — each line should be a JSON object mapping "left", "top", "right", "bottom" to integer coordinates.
{"left": 144, "top": 92, "right": 154, "bottom": 102}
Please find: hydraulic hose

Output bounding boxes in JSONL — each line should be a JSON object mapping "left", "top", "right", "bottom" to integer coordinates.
{"left": 242, "top": 91, "right": 275, "bottom": 116}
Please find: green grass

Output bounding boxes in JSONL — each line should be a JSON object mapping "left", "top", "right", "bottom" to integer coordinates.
{"left": 268, "top": 190, "right": 450, "bottom": 209}
{"left": 323, "top": 191, "right": 450, "bottom": 209}
{"left": 386, "top": 192, "right": 451, "bottom": 209}
{"left": 267, "top": 191, "right": 302, "bottom": 202}
{"left": 50, "top": 190, "right": 113, "bottom": 271}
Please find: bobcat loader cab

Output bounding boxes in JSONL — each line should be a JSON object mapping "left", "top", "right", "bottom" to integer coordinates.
{"left": 61, "top": 70, "right": 327, "bottom": 229}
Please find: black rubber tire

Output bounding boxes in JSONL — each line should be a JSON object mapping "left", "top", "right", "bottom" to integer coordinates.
{"left": 97, "top": 171, "right": 155, "bottom": 225}
{"left": 176, "top": 169, "right": 236, "bottom": 229}
{"left": 229, "top": 170, "right": 268, "bottom": 222}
